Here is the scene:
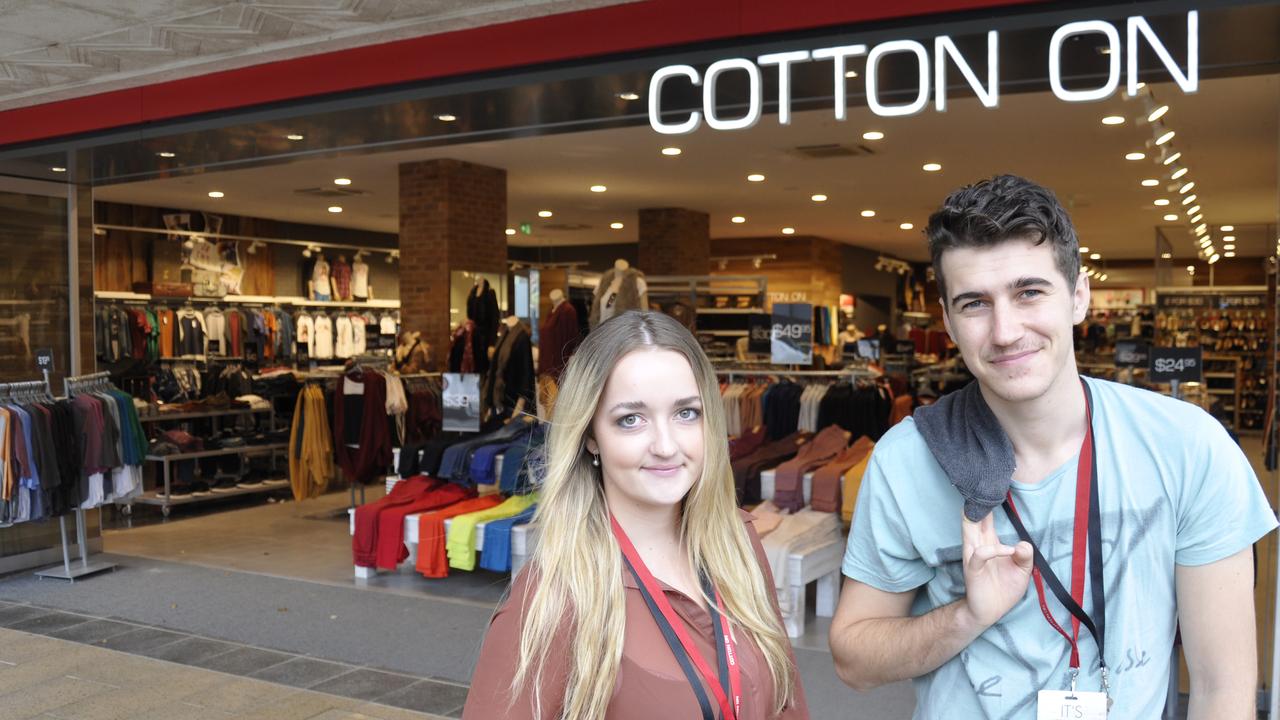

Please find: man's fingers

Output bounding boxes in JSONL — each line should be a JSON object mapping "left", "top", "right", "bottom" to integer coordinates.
{"left": 967, "top": 543, "right": 1015, "bottom": 571}
{"left": 1012, "top": 541, "right": 1035, "bottom": 570}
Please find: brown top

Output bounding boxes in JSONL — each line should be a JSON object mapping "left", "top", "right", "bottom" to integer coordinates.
{"left": 462, "top": 510, "right": 810, "bottom": 720}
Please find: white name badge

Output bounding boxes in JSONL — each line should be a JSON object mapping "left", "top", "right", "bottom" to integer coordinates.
{"left": 1037, "top": 690, "right": 1107, "bottom": 720}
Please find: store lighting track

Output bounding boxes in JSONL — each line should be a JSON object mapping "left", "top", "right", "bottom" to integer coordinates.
{"left": 92, "top": 223, "right": 396, "bottom": 257}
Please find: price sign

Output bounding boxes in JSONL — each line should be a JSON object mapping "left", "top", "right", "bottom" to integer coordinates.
{"left": 442, "top": 373, "right": 482, "bottom": 432}
{"left": 771, "top": 303, "right": 812, "bottom": 365}
{"left": 34, "top": 348, "right": 53, "bottom": 373}
{"left": 747, "top": 313, "right": 772, "bottom": 354}
{"left": 1114, "top": 340, "right": 1150, "bottom": 368}
{"left": 1149, "top": 346, "right": 1202, "bottom": 383}
{"left": 893, "top": 340, "right": 917, "bottom": 355}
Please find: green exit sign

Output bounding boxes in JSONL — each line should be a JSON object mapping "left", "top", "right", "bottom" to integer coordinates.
{"left": 519, "top": 223, "right": 533, "bottom": 235}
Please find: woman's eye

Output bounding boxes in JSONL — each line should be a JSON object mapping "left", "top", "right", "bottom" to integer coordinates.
{"left": 676, "top": 408, "right": 701, "bottom": 421}
{"left": 618, "top": 414, "right": 641, "bottom": 428}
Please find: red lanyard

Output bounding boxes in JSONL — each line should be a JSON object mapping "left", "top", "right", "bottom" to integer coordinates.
{"left": 610, "top": 514, "right": 741, "bottom": 720}
{"left": 1003, "top": 379, "right": 1107, "bottom": 675}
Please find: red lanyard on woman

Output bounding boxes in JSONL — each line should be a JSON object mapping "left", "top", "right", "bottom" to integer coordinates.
{"left": 1003, "top": 378, "right": 1108, "bottom": 694}
{"left": 610, "top": 513, "right": 742, "bottom": 720}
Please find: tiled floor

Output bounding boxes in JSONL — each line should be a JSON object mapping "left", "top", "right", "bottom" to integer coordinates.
{"left": 0, "top": 602, "right": 464, "bottom": 718}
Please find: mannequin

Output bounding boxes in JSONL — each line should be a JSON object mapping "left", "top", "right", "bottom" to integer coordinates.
{"left": 352, "top": 254, "right": 372, "bottom": 301}
{"left": 309, "top": 254, "right": 332, "bottom": 302}
{"left": 467, "top": 276, "right": 500, "bottom": 374}
{"left": 394, "top": 331, "right": 431, "bottom": 374}
{"left": 332, "top": 254, "right": 353, "bottom": 302}
{"left": 839, "top": 323, "right": 864, "bottom": 346}
{"left": 484, "top": 313, "right": 535, "bottom": 420}
{"left": 539, "top": 288, "right": 580, "bottom": 382}
{"left": 589, "top": 258, "right": 649, "bottom": 329}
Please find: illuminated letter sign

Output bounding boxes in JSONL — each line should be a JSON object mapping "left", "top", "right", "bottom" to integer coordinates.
{"left": 647, "top": 11, "right": 1198, "bottom": 133}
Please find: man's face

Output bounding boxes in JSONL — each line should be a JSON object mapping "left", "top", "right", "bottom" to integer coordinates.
{"left": 939, "top": 237, "right": 1089, "bottom": 405}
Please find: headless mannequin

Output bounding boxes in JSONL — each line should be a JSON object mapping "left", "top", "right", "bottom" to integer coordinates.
{"left": 550, "top": 288, "right": 565, "bottom": 309}
{"left": 614, "top": 258, "right": 629, "bottom": 272}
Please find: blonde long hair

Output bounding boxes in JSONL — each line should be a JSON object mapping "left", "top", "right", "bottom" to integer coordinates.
{"left": 512, "top": 311, "right": 795, "bottom": 719}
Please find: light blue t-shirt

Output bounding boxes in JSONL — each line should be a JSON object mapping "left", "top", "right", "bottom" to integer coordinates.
{"left": 843, "top": 376, "right": 1277, "bottom": 720}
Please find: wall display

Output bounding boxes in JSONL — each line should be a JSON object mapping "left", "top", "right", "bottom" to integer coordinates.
{"left": 442, "top": 373, "right": 482, "bottom": 432}
{"left": 1091, "top": 288, "right": 1148, "bottom": 309}
{"left": 771, "top": 302, "right": 813, "bottom": 365}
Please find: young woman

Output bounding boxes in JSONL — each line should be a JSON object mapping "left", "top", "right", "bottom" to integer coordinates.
{"left": 463, "top": 311, "right": 808, "bottom": 719}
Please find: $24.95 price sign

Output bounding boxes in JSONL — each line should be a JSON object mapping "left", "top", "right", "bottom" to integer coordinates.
{"left": 1148, "top": 346, "right": 1201, "bottom": 383}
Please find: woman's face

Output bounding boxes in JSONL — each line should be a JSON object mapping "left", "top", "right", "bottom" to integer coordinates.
{"left": 587, "top": 348, "right": 706, "bottom": 514}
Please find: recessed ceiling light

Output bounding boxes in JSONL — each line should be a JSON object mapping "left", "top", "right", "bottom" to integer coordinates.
{"left": 782, "top": 227, "right": 795, "bottom": 235}
{"left": 1125, "top": 152, "right": 1145, "bottom": 161}
{"left": 1188, "top": 205, "right": 1201, "bottom": 215}
{"left": 811, "top": 194, "right": 828, "bottom": 202}
{"left": 1190, "top": 214, "right": 1203, "bottom": 223}
{"left": 1200, "top": 237, "right": 1213, "bottom": 247}
{"left": 1079, "top": 247, "right": 1090, "bottom": 253}
{"left": 434, "top": 114, "right": 457, "bottom": 122}
{"left": 156, "top": 152, "right": 176, "bottom": 158}
{"left": 538, "top": 210, "right": 553, "bottom": 218}
{"left": 1196, "top": 223, "right": 1208, "bottom": 234}
{"left": 1141, "top": 179, "right": 1159, "bottom": 187}
{"left": 1182, "top": 195, "right": 1196, "bottom": 205}
{"left": 1136, "top": 82, "right": 1147, "bottom": 89}
{"left": 731, "top": 216, "right": 746, "bottom": 224}
{"left": 862, "top": 130, "right": 884, "bottom": 140}
{"left": 1209, "top": 253, "right": 1221, "bottom": 264}
{"left": 747, "top": 174, "right": 765, "bottom": 182}
{"left": 922, "top": 163, "right": 942, "bottom": 172}
{"left": 208, "top": 191, "right": 224, "bottom": 198}
{"left": 505, "top": 228, "right": 516, "bottom": 236}
{"left": 616, "top": 92, "right": 640, "bottom": 101}
{"left": 610, "top": 222, "right": 624, "bottom": 230}
{"left": 1154, "top": 199, "right": 1170, "bottom": 206}
{"left": 1148, "top": 105, "right": 1169, "bottom": 122}
{"left": 590, "top": 185, "right": 607, "bottom": 193}
{"left": 1221, "top": 225, "right": 1234, "bottom": 231}
{"left": 1156, "top": 130, "right": 1175, "bottom": 145}
{"left": 328, "top": 206, "right": 343, "bottom": 213}
{"left": 1161, "top": 252, "right": 1172, "bottom": 259}
{"left": 334, "top": 178, "right": 352, "bottom": 186}
{"left": 286, "top": 133, "right": 305, "bottom": 141}
{"left": 1179, "top": 182, "right": 1195, "bottom": 194}
{"left": 845, "top": 70, "right": 859, "bottom": 79}
{"left": 1163, "top": 214, "right": 1179, "bottom": 221}
{"left": 1163, "top": 152, "right": 1182, "bottom": 165}
{"left": 1090, "top": 252, "right": 1102, "bottom": 260}
{"left": 900, "top": 222, "right": 914, "bottom": 230}
{"left": 1224, "top": 251, "right": 1236, "bottom": 258}
{"left": 661, "top": 147, "right": 682, "bottom": 156}
{"left": 1186, "top": 265, "right": 1195, "bottom": 272}
{"left": 1171, "top": 167, "right": 1188, "bottom": 180}
{"left": 1102, "top": 115, "right": 1125, "bottom": 125}
{"left": 1223, "top": 235, "right": 1235, "bottom": 242}
{"left": 1098, "top": 273, "right": 1108, "bottom": 282}
{"left": 1224, "top": 244, "right": 1236, "bottom": 250}
{"left": 50, "top": 166, "right": 66, "bottom": 173}
{"left": 861, "top": 210, "right": 876, "bottom": 218}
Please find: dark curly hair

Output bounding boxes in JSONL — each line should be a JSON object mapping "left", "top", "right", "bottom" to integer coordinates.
{"left": 926, "top": 174, "right": 1080, "bottom": 304}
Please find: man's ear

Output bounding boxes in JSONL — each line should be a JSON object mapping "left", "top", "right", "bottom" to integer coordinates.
{"left": 939, "top": 297, "right": 954, "bottom": 342}
{"left": 1072, "top": 270, "right": 1091, "bottom": 325}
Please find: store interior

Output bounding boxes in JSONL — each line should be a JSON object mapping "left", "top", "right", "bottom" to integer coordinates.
{"left": 0, "top": 3, "right": 1278, "bottom": 712}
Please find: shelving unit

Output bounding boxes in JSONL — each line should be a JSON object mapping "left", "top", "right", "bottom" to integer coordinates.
{"left": 95, "top": 290, "right": 400, "bottom": 310}
{"left": 1154, "top": 287, "right": 1267, "bottom": 433}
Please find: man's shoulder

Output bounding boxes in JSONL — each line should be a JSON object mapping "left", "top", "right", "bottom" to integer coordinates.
{"left": 868, "top": 417, "right": 940, "bottom": 471}
{"left": 1085, "top": 376, "right": 1221, "bottom": 431}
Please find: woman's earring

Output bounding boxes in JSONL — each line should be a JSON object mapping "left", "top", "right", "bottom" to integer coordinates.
{"left": 592, "top": 454, "right": 600, "bottom": 467}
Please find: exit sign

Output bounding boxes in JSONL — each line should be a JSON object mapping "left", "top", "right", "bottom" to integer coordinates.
{"left": 519, "top": 223, "right": 533, "bottom": 235}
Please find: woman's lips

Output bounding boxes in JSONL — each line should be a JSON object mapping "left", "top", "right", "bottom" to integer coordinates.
{"left": 643, "top": 465, "right": 682, "bottom": 477}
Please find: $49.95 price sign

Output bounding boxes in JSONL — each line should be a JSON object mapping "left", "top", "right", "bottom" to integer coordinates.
{"left": 1148, "top": 346, "right": 1201, "bottom": 383}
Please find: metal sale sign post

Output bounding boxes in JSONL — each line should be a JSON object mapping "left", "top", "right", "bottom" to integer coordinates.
{"left": 649, "top": 11, "right": 1197, "bottom": 133}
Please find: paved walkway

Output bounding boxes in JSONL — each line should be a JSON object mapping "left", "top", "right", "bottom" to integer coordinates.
{"left": 0, "top": 603, "right": 458, "bottom": 719}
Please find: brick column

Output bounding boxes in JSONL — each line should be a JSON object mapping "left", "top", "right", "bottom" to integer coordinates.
{"left": 399, "top": 159, "right": 507, "bottom": 363}
{"left": 638, "top": 208, "right": 710, "bottom": 276}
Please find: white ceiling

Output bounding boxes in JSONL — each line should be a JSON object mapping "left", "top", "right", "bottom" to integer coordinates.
{"left": 0, "top": 0, "right": 633, "bottom": 110}
{"left": 94, "top": 74, "right": 1280, "bottom": 263}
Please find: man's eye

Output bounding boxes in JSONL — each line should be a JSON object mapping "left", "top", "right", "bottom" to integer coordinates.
{"left": 1020, "top": 289, "right": 1044, "bottom": 300}
{"left": 962, "top": 300, "right": 986, "bottom": 311}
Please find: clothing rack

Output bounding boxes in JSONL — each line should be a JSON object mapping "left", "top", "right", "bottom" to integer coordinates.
{"left": 716, "top": 368, "right": 879, "bottom": 383}
{"left": 29, "top": 371, "right": 118, "bottom": 582}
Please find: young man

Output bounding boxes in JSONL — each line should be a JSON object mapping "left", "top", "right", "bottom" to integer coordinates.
{"left": 829, "top": 174, "right": 1275, "bottom": 719}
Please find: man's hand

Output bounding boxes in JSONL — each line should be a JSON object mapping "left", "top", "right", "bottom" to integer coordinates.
{"left": 960, "top": 510, "right": 1034, "bottom": 629}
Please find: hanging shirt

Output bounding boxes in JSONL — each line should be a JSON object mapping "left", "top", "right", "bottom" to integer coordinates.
{"left": 843, "top": 377, "right": 1278, "bottom": 719}
{"left": 313, "top": 315, "right": 334, "bottom": 359}
{"left": 334, "top": 315, "right": 354, "bottom": 358}
{"left": 296, "top": 313, "right": 314, "bottom": 354}
{"left": 311, "top": 258, "right": 332, "bottom": 298}
{"left": 204, "top": 308, "right": 227, "bottom": 356}
{"left": 351, "top": 315, "right": 367, "bottom": 355}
